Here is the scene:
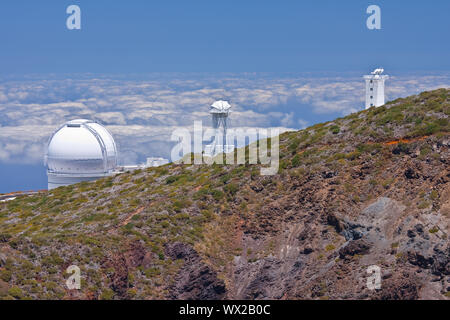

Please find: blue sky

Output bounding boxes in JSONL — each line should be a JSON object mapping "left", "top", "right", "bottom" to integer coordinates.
{"left": 1, "top": 0, "right": 449, "bottom": 74}
{"left": 0, "top": 1, "right": 450, "bottom": 193}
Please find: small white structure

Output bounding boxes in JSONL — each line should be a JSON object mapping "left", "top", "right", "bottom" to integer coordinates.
{"left": 146, "top": 157, "right": 169, "bottom": 167}
{"left": 45, "top": 119, "right": 118, "bottom": 190}
{"left": 364, "top": 68, "right": 389, "bottom": 109}
{"left": 0, "top": 197, "right": 16, "bottom": 203}
{"left": 205, "top": 100, "right": 234, "bottom": 156}
{"left": 117, "top": 157, "right": 169, "bottom": 172}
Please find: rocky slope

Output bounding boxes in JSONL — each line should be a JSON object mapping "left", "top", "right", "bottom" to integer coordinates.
{"left": 0, "top": 88, "right": 449, "bottom": 300}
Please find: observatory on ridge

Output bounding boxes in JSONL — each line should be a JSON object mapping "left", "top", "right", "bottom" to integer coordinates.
{"left": 204, "top": 100, "right": 234, "bottom": 156}
{"left": 45, "top": 119, "right": 118, "bottom": 190}
{"left": 45, "top": 119, "right": 170, "bottom": 190}
{"left": 364, "top": 68, "right": 389, "bottom": 109}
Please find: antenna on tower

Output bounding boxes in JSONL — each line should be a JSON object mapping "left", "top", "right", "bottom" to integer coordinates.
{"left": 371, "top": 68, "right": 384, "bottom": 75}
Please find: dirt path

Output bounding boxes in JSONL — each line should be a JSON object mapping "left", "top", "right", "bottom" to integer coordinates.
{"left": 119, "top": 206, "right": 146, "bottom": 227}
{"left": 383, "top": 135, "right": 431, "bottom": 146}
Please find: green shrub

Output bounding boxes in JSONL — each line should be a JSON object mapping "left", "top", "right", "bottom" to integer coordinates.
{"left": 42, "top": 253, "right": 64, "bottom": 267}
{"left": 0, "top": 270, "right": 12, "bottom": 282}
{"left": 376, "top": 111, "right": 404, "bottom": 125}
{"left": 8, "top": 287, "right": 23, "bottom": 299}
{"left": 172, "top": 199, "right": 191, "bottom": 212}
{"left": 429, "top": 227, "right": 439, "bottom": 234}
{"left": 100, "top": 289, "right": 115, "bottom": 300}
{"left": 193, "top": 187, "right": 209, "bottom": 200}
{"left": 165, "top": 175, "right": 179, "bottom": 184}
{"left": 418, "top": 201, "right": 431, "bottom": 209}
{"left": 291, "top": 154, "right": 301, "bottom": 167}
{"left": 224, "top": 183, "right": 239, "bottom": 196}
{"left": 345, "top": 151, "right": 361, "bottom": 161}
{"left": 430, "top": 190, "right": 439, "bottom": 200}
{"left": 220, "top": 174, "right": 231, "bottom": 184}
{"left": 145, "top": 267, "right": 161, "bottom": 277}
{"left": 288, "top": 138, "right": 301, "bottom": 153}
{"left": 329, "top": 125, "right": 340, "bottom": 135}
{"left": 211, "top": 189, "right": 224, "bottom": 201}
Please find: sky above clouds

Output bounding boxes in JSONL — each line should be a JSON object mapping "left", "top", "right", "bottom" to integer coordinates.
{"left": 1, "top": 1, "right": 450, "bottom": 73}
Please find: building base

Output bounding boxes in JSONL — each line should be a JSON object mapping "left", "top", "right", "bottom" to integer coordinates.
{"left": 47, "top": 172, "right": 114, "bottom": 190}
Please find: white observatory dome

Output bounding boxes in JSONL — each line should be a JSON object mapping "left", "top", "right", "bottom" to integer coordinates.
{"left": 46, "top": 119, "right": 117, "bottom": 175}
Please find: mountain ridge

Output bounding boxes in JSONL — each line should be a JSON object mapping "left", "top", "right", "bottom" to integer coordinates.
{"left": 0, "top": 88, "right": 449, "bottom": 300}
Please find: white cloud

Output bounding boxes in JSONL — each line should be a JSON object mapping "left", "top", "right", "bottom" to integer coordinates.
{"left": 280, "top": 112, "right": 295, "bottom": 127}
{"left": 297, "top": 119, "right": 308, "bottom": 129}
{"left": 96, "top": 112, "right": 127, "bottom": 125}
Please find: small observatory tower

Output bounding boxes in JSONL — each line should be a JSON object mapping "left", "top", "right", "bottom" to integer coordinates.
{"left": 45, "top": 119, "right": 118, "bottom": 190}
{"left": 205, "top": 100, "right": 234, "bottom": 156}
{"left": 364, "top": 68, "right": 389, "bottom": 109}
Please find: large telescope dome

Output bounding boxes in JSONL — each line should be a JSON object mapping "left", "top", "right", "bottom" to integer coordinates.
{"left": 45, "top": 119, "right": 118, "bottom": 189}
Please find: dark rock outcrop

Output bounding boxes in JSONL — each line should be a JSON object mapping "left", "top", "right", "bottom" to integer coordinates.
{"left": 405, "top": 168, "right": 420, "bottom": 179}
{"left": 102, "top": 254, "right": 129, "bottom": 297}
{"left": 339, "top": 239, "right": 371, "bottom": 259}
{"left": 431, "top": 246, "right": 450, "bottom": 276}
{"left": 101, "top": 240, "right": 149, "bottom": 298}
{"left": 165, "top": 242, "right": 226, "bottom": 300}
{"left": 375, "top": 272, "right": 421, "bottom": 300}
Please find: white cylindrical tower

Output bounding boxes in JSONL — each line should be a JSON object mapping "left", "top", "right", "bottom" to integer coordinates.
{"left": 364, "top": 68, "right": 389, "bottom": 109}
{"left": 45, "top": 119, "right": 118, "bottom": 190}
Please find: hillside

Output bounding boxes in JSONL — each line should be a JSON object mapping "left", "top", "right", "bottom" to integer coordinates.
{"left": 0, "top": 88, "right": 449, "bottom": 300}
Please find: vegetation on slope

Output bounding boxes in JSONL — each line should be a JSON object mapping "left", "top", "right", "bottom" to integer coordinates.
{"left": 0, "top": 88, "right": 449, "bottom": 300}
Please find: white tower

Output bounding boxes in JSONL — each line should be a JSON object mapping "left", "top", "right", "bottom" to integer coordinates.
{"left": 364, "top": 68, "right": 389, "bottom": 109}
{"left": 204, "top": 100, "right": 233, "bottom": 156}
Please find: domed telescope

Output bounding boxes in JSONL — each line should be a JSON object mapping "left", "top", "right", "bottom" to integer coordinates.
{"left": 45, "top": 119, "right": 118, "bottom": 190}
{"left": 205, "top": 100, "right": 233, "bottom": 156}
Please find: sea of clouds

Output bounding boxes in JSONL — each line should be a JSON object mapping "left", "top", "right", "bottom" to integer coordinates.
{"left": 0, "top": 72, "right": 448, "bottom": 166}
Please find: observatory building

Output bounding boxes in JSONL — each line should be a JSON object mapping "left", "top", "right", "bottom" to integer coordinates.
{"left": 45, "top": 119, "right": 118, "bottom": 190}
{"left": 364, "top": 68, "right": 389, "bottom": 109}
{"left": 204, "top": 100, "right": 234, "bottom": 156}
